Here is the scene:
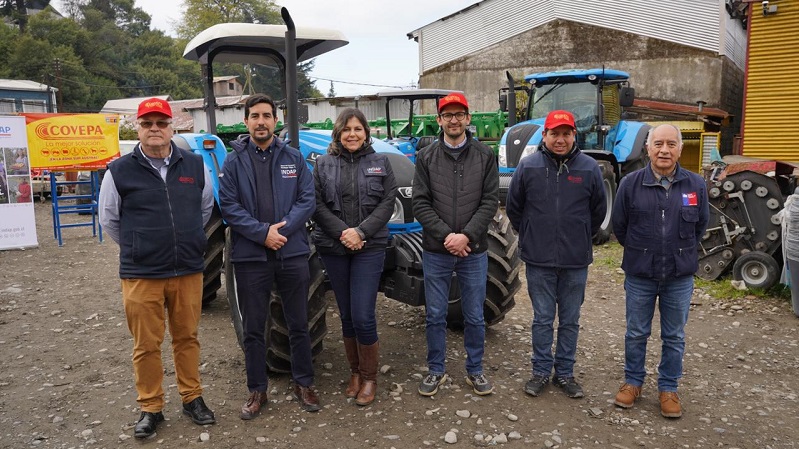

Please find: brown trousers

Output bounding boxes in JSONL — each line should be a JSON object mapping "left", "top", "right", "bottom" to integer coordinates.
{"left": 121, "top": 273, "right": 203, "bottom": 412}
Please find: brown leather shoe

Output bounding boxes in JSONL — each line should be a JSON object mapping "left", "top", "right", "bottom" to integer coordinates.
{"left": 659, "top": 391, "right": 682, "bottom": 418}
{"left": 240, "top": 391, "right": 268, "bottom": 420}
{"left": 343, "top": 337, "right": 361, "bottom": 398}
{"left": 614, "top": 383, "right": 642, "bottom": 408}
{"left": 356, "top": 341, "right": 379, "bottom": 406}
{"left": 293, "top": 385, "right": 321, "bottom": 412}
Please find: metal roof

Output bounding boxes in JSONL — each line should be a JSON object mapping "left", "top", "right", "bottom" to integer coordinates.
{"left": 182, "top": 23, "right": 348, "bottom": 66}
{"left": 377, "top": 89, "right": 463, "bottom": 100}
{"left": 0, "top": 79, "right": 56, "bottom": 92}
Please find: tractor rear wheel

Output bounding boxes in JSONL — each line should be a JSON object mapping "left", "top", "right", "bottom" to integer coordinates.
{"left": 593, "top": 160, "right": 617, "bottom": 245}
{"left": 446, "top": 209, "right": 522, "bottom": 328}
{"left": 202, "top": 205, "right": 225, "bottom": 306}
{"left": 225, "top": 232, "right": 327, "bottom": 373}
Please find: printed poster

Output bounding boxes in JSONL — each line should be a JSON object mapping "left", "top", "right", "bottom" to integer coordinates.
{"left": 0, "top": 115, "right": 38, "bottom": 250}
{"left": 22, "top": 113, "right": 120, "bottom": 170}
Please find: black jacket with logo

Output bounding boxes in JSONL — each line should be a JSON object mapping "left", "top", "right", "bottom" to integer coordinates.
{"left": 412, "top": 131, "right": 499, "bottom": 254}
{"left": 312, "top": 144, "right": 397, "bottom": 255}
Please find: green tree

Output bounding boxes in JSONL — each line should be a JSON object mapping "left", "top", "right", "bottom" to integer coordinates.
{"left": 327, "top": 81, "right": 335, "bottom": 98}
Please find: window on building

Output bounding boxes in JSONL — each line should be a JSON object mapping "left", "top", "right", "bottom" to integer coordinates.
{"left": 21, "top": 100, "right": 46, "bottom": 112}
{"left": 228, "top": 82, "right": 234, "bottom": 91}
{"left": 0, "top": 98, "right": 15, "bottom": 113}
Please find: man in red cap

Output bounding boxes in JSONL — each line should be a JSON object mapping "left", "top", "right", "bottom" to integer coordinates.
{"left": 412, "top": 91, "right": 499, "bottom": 397}
{"left": 505, "top": 109, "right": 607, "bottom": 400}
{"left": 99, "top": 97, "right": 216, "bottom": 438}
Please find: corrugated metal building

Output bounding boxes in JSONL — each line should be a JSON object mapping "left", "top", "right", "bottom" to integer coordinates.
{"left": 408, "top": 0, "right": 748, "bottom": 152}
{"left": 740, "top": 0, "right": 799, "bottom": 162}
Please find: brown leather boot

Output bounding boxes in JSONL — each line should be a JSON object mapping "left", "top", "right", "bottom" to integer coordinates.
{"left": 343, "top": 337, "right": 361, "bottom": 398}
{"left": 240, "top": 391, "right": 268, "bottom": 420}
{"left": 355, "top": 341, "right": 379, "bottom": 406}
{"left": 614, "top": 383, "right": 642, "bottom": 408}
{"left": 659, "top": 391, "right": 682, "bottom": 418}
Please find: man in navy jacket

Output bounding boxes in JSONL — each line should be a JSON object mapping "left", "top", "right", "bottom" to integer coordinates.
{"left": 219, "top": 94, "right": 319, "bottom": 417}
{"left": 506, "top": 110, "right": 606, "bottom": 400}
{"left": 612, "top": 124, "right": 709, "bottom": 418}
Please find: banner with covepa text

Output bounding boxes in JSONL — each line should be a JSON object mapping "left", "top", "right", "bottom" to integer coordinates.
{"left": 0, "top": 115, "right": 38, "bottom": 250}
{"left": 22, "top": 113, "right": 120, "bottom": 170}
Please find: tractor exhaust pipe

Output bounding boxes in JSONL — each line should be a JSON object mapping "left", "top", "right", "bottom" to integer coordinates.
{"left": 506, "top": 71, "right": 516, "bottom": 127}
{"left": 282, "top": 8, "right": 299, "bottom": 148}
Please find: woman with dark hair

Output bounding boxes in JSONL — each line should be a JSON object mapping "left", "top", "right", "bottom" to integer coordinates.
{"left": 312, "top": 108, "right": 397, "bottom": 406}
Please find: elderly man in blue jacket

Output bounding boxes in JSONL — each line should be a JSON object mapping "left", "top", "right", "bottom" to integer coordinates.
{"left": 612, "top": 124, "right": 708, "bottom": 419}
{"left": 506, "top": 110, "right": 606, "bottom": 400}
{"left": 219, "top": 94, "right": 319, "bottom": 418}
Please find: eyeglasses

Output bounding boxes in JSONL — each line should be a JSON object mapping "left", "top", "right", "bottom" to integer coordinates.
{"left": 439, "top": 112, "right": 468, "bottom": 121}
{"left": 138, "top": 120, "right": 172, "bottom": 129}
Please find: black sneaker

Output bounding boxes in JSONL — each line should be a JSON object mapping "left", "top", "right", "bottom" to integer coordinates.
{"left": 524, "top": 375, "right": 549, "bottom": 397}
{"left": 553, "top": 376, "right": 584, "bottom": 398}
{"left": 465, "top": 373, "right": 494, "bottom": 396}
{"left": 418, "top": 373, "right": 448, "bottom": 396}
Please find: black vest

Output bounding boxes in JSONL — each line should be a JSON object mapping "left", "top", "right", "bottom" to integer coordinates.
{"left": 108, "top": 145, "right": 206, "bottom": 278}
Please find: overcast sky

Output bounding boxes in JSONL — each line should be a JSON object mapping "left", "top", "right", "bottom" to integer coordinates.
{"left": 51, "top": 0, "right": 479, "bottom": 97}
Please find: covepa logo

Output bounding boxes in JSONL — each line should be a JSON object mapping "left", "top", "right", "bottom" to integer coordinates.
{"left": 34, "top": 122, "right": 105, "bottom": 140}
{"left": 0, "top": 125, "right": 12, "bottom": 137}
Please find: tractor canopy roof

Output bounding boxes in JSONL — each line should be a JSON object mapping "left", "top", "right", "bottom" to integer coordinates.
{"left": 377, "top": 89, "right": 463, "bottom": 101}
{"left": 524, "top": 68, "right": 629, "bottom": 86}
{"left": 183, "top": 23, "right": 348, "bottom": 66}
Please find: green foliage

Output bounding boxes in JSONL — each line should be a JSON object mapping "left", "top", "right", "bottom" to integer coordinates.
{"left": 0, "top": 0, "right": 318, "bottom": 114}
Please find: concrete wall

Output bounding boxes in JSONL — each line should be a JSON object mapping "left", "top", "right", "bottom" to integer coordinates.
{"left": 418, "top": 20, "right": 744, "bottom": 152}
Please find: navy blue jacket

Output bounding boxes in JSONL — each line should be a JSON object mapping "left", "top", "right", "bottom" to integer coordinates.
{"left": 219, "top": 135, "right": 315, "bottom": 262}
{"left": 312, "top": 145, "right": 397, "bottom": 255}
{"left": 108, "top": 145, "right": 207, "bottom": 278}
{"left": 506, "top": 145, "right": 606, "bottom": 268}
{"left": 612, "top": 163, "right": 709, "bottom": 279}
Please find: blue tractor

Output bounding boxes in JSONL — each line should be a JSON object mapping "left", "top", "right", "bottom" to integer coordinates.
{"left": 497, "top": 68, "right": 651, "bottom": 243}
{"left": 177, "top": 10, "right": 521, "bottom": 372}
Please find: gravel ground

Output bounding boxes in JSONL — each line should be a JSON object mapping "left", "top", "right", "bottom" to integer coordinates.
{"left": 0, "top": 201, "right": 797, "bottom": 449}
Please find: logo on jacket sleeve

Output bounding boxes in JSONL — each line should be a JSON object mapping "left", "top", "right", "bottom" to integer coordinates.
{"left": 281, "top": 164, "right": 298, "bottom": 178}
{"left": 682, "top": 192, "right": 698, "bottom": 206}
{"left": 366, "top": 166, "right": 384, "bottom": 175}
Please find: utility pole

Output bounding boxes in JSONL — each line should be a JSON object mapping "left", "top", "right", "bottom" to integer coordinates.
{"left": 54, "top": 59, "right": 63, "bottom": 110}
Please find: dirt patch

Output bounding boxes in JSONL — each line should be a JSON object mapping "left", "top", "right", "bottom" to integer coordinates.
{"left": 1, "top": 201, "right": 798, "bottom": 448}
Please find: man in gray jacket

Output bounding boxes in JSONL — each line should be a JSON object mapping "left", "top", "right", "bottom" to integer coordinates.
{"left": 412, "top": 92, "right": 499, "bottom": 397}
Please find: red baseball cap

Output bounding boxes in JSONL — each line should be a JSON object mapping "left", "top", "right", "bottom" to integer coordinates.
{"left": 544, "top": 110, "right": 576, "bottom": 130}
{"left": 438, "top": 92, "right": 469, "bottom": 113}
{"left": 137, "top": 98, "right": 172, "bottom": 118}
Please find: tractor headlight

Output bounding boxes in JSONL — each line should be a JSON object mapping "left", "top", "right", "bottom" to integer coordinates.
{"left": 397, "top": 186, "right": 413, "bottom": 199}
{"left": 521, "top": 144, "right": 537, "bottom": 160}
{"left": 389, "top": 197, "right": 405, "bottom": 224}
{"left": 498, "top": 144, "right": 507, "bottom": 167}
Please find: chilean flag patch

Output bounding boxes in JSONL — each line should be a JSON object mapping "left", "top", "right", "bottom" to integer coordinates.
{"left": 682, "top": 192, "right": 698, "bottom": 206}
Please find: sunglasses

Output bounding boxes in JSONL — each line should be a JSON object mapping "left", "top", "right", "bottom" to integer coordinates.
{"left": 138, "top": 120, "right": 172, "bottom": 129}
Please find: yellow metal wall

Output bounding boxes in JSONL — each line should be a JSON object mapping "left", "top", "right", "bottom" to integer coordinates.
{"left": 742, "top": 0, "right": 799, "bottom": 162}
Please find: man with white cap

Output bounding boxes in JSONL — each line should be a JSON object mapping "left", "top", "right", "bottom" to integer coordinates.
{"left": 99, "top": 98, "right": 216, "bottom": 438}
{"left": 506, "top": 109, "right": 607, "bottom": 400}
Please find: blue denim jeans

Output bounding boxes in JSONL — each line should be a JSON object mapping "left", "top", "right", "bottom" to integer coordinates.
{"left": 526, "top": 265, "right": 588, "bottom": 378}
{"left": 623, "top": 274, "right": 694, "bottom": 392}
{"left": 422, "top": 250, "right": 488, "bottom": 376}
{"left": 320, "top": 250, "right": 385, "bottom": 345}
